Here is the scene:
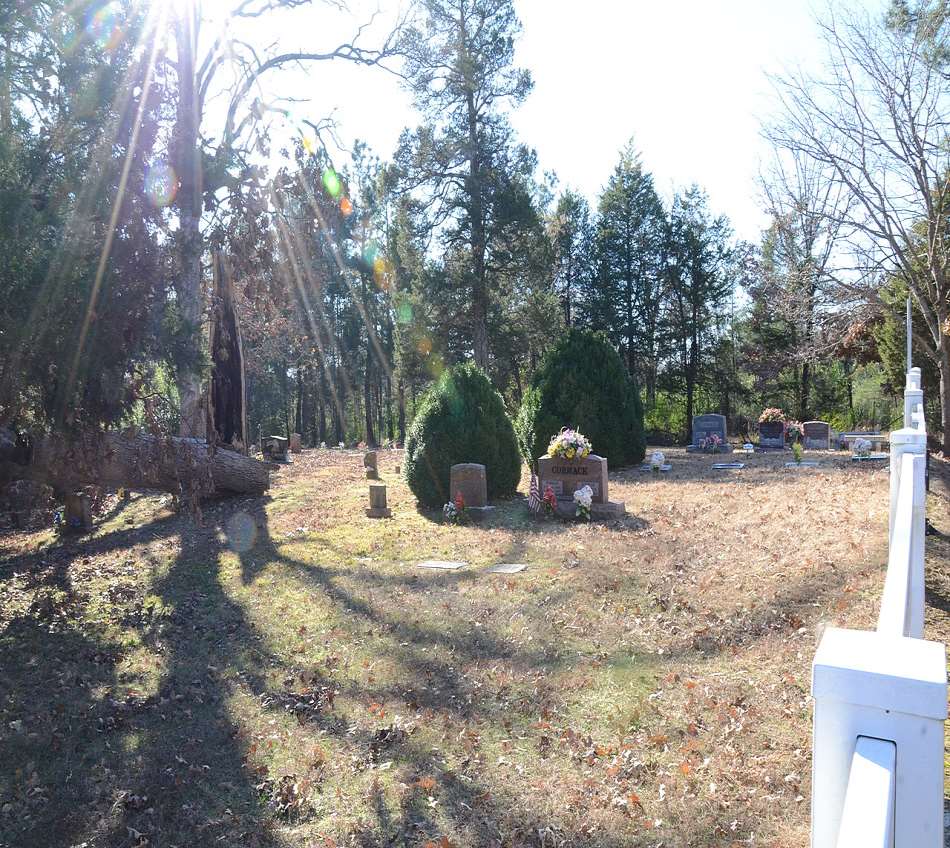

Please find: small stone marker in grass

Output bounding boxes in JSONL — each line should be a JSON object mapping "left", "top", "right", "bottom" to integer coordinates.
{"left": 785, "top": 461, "right": 820, "bottom": 468}
{"left": 802, "top": 421, "right": 831, "bottom": 450}
{"left": 450, "top": 463, "right": 487, "bottom": 508}
{"left": 365, "top": 483, "right": 391, "bottom": 518}
{"left": 852, "top": 453, "right": 888, "bottom": 463}
{"left": 289, "top": 433, "right": 302, "bottom": 453}
{"left": 364, "top": 450, "right": 379, "bottom": 480}
{"left": 64, "top": 491, "right": 92, "bottom": 530}
{"left": 417, "top": 560, "right": 466, "bottom": 570}
{"left": 712, "top": 462, "right": 745, "bottom": 470}
{"left": 487, "top": 562, "right": 527, "bottom": 574}
{"left": 639, "top": 463, "right": 672, "bottom": 472}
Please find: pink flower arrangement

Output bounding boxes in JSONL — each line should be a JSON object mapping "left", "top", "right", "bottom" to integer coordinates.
{"left": 542, "top": 485, "right": 558, "bottom": 516}
{"left": 758, "top": 408, "right": 786, "bottom": 424}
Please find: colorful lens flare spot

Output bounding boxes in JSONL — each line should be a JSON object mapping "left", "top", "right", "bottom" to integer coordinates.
{"left": 363, "top": 242, "right": 379, "bottom": 264}
{"left": 396, "top": 302, "right": 413, "bottom": 324}
{"left": 322, "top": 168, "right": 342, "bottom": 199}
{"left": 86, "top": 2, "right": 124, "bottom": 51}
{"left": 339, "top": 196, "right": 353, "bottom": 216}
{"left": 145, "top": 162, "right": 179, "bottom": 208}
{"left": 416, "top": 337, "right": 433, "bottom": 356}
{"left": 301, "top": 134, "right": 317, "bottom": 155}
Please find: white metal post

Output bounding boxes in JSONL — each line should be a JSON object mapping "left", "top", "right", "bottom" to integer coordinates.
{"left": 904, "top": 368, "right": 923, "bottom": 428}
{"left": 890, "top": 427, "right": 926, "bottom": 543}
{"left": 811, "top": 628, "right": 946, "bottom": 848}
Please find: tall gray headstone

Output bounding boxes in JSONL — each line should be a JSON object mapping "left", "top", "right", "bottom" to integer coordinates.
{"left": 687, "top": 414, "right": 733, "bottom": 453}
{"left": 802, "top": 420, "right": 831, "bottom": 450}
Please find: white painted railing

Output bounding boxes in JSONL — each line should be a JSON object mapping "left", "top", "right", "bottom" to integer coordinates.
{"left": 811, "top": 365, "right": 947, "bottom": 848}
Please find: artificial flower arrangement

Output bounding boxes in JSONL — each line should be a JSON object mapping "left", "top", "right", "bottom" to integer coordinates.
{"left": 699, "top": 433, "right": 723, "bottom": 453}
{"left": 852, "top": 438, "right": 873, "bottom": 458}
{"left": 785, "top": 420, "right": 804, "bottom": 442}
{"left": 650, "top": 451, "right": 665, "bottom": 473}
{"left": 573, "top": 485, "right": 593, "bottom": 520}
{"left": 542, "top": 485, "right": 558, "bottom": 517}
{"left": 443, "top": 491, "right": 466, "bottom": 523}
{"left": 758, "top": 408, "right": 786, "bottom": 424}
{"left": 743, "top": 442, "right": 755, "bottom": 454}
{"left": 547, "top": 428, "right": 592, "bottom": 461}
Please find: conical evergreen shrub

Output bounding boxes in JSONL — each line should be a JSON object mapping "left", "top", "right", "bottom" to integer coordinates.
{"left": 514, "top": 329, "right": 645, "bottom": 468}
{"left": 404, "top": 362, "right": 522, "bottom": 508}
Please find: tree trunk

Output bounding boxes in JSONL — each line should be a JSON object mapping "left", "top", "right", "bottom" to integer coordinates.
{"left": 363, "top": 351, "right": 376, "bottom": 447}
{"left": 938, "top": 332, "right": 950, "bottom": 454}
{"left": 173, "top": 7, "right": 206, "bottom": 440}
{"left": 397, "top": 380, "right": 406, "bottom": 445}
{"left": 3, "top": 429, "right": 270, "bottom": 495}
{"left": 207, "top": 255, "right": 247, "bottom": 451}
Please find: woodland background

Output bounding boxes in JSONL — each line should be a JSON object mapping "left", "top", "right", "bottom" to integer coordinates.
{"left": 1, "top": 0, "right": 947, "bottom": 455}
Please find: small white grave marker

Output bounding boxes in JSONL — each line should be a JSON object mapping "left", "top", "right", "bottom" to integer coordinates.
{"left": 487, "top": 563, "right": 527, "bottom": 574}
{"left": 712, "top": 462, "right": 745, "bottom": 470}
{"left": 417, "top": 560, "right": 466, "bottom": 570}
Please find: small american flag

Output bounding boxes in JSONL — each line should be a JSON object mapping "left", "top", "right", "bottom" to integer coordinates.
{"left": 527, "top": 473, "right": 541, "bottom": 513}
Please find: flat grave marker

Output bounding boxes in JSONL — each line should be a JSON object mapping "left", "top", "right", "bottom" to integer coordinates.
{"left": 712, "top": 462, "right": 745, "bottom": 470}
{"left": 418, "top": 560, "right": 467, "bottom": 570}
{"left": 487, "top": 563, "right": 528, "bottom": 574}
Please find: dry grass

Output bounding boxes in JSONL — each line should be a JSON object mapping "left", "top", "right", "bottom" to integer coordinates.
{"left": 1, "top": 447, "right": 948, "bottom": 848}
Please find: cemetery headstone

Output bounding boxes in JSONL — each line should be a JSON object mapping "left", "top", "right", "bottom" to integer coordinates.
{"left": 802, "top": 420, "right": 831, "bottom": 450}
{"left": 449, "top": 463, "right": 488, "bottom": 508}
{"left": 537, "top": 453, "right": 625, "bottom": 518}
{"left": 365, "top": 483, "right": 391, "bottom": 518}
{"left": 262, "top": 435, "right": 288, "bottom": 461}
{"left": 364, "top": 450, "right": 379, "bottom": 480}
{"left": 758, "top": 421, "right": 785, "bottom": 449}
{"left": 64, "top": 491, "right": 92, "bottom": 530}
{"left": 686, "top": 413, "right": 733, "bottom": 453}
{"left": 289, "top": 433, "right": 302, "bottom": 454}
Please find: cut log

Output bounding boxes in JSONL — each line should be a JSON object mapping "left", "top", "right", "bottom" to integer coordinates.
{"left": 1, "top": 428, "right": 270, "bottom": 496}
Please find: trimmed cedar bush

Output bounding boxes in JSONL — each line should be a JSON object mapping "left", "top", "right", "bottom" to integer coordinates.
{"left": 404, "top": 362, "right": 522, "bottom": 508}
{"left": 515, "top": 329, "right": 646, "bottom": 468}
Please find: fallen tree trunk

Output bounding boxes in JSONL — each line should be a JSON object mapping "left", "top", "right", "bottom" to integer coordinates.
{"left": 0, "top": 428, "right": 270, "bottom": 496}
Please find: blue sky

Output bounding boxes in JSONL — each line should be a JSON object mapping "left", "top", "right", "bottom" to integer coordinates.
{"left": 227, "top": 0, "right": 888, "bottom": 244}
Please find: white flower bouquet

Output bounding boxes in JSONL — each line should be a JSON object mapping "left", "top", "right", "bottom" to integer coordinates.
{"left": 650, "top": 451, "right": 665, "bottom": 473}
{"left": 547, "top": 428, "right": 592, "bottom": 461}
{"left": 852, "top": 438, "right": 872, "bottom": 458}
{"left": 574, "top": 484, "right": 593, "bottom": 521}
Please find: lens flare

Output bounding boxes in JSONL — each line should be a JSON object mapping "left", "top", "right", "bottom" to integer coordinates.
{"left": 322, "top": 168, "right": 342, "bottom": 199}
{"left": 373, "top": 256, "right": 392, "bottom": 290}
{"left": 86, "top": 2, "right": 124, "bottom": 51}
{"left": 396, "top": 302, "right": 413, "bottom": 324}
{"left": 362, "top": 242, "right": 379, "bottom": 265}
{"left": 302, "top": 133, "right": 318, "bottom": 155}
{"left": 226, "top": 511, "right": 257, "bottom": 553}
{"left": 339, "top": 196, "right": 353, "bottom": 216}
{"left": 144, "top": 162, "right": 179, "bottom": 208}
{"left": 416, "top": 337, "right": 432, "bottom": 356}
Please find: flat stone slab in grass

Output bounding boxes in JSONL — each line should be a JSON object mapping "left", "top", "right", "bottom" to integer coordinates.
{"left": 487, "top": 563, "right": 527, "bottom": 574}
{"left": 712, "top": 462, "right": 745, "bottom": 470}
{"left": 639, "top": 464, "right": 673, "bottom": 472}
{"left": 852, "top": 454, "right": 888, "bottom": 462}
{"left": 417, "top": 560, "right": 467, "bottom": 570}
{"left": 785, "top": 461, "right": 820, "bottom": 468}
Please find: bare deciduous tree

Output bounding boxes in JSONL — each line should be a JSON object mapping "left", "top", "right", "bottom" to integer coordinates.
{"left": 765, "top": 4, "right": 950, "bottom": 449}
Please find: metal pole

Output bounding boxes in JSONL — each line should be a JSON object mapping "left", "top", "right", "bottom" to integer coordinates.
{"left": 906, "top": 296, "right": 913, "bottom": 370}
